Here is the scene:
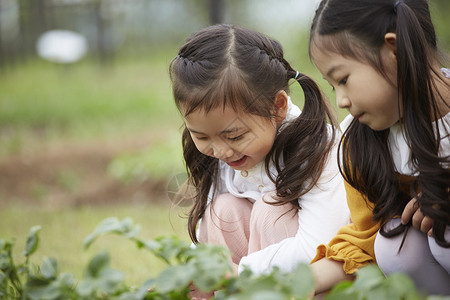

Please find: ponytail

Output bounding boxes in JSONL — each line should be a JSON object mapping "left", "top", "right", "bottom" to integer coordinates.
{"left": 268, "top": 67, "right": 338, "bottom": 206}
{"left": 395, "top": 2, "right": 450, "bottom": 247}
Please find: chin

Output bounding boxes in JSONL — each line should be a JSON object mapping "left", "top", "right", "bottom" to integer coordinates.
{"left": 367, "top": 121, "right": 398, "bottom": 131}
{"left": 367, "top": 124, "right": 386, "bottom": 131}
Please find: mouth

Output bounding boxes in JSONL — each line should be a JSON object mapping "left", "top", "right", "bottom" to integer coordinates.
{"left": 226, "top": 156, "right": 247, "bottom": 168}
{"left": 353, "top": 113, "right": 364, "bottom": 121}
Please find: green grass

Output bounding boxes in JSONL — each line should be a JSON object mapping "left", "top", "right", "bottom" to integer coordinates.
{"left": 0, "top": 203, "right": 190, "bottom": 287}
{"left": 0, "top": 56, "right": 176, "bottom": 126}
{"left": 0, "top": 54, "right": 182, "bottom": 157}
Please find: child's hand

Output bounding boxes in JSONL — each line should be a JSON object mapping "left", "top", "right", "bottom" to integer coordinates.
{"left": 188, "top": 264, "right": 238, "bottom": 300}
{"left": 188, "top": 283, "right": 215, "bottom": 300}
{"left": 401, "top": 195, "right": 433, "bottom": 236}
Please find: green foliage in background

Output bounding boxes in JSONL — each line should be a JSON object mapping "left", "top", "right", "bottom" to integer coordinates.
{"left": 1, "top": 218, "right": 449, "bottom": 300}
{"left": 0, "top": 55, "right": 178, "bottom": 157}
{"left": 108, "top": 138, "right": 184, "bottom": 183}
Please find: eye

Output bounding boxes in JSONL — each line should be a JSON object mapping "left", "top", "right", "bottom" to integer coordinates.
{"left": 338, "top": 77, "right": 348, "bottom": 86}
{"left": 195, "top": 136, "right": 208, "bottom": 141}
{"left": 228, "top": 134, "right": 245, "bottom": 141}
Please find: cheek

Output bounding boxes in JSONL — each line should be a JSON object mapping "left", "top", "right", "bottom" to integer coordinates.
{"left": 253, "top": 132, "right": 277, "bottom": 156}
{"left": 190, "top": 136, "right": 209, "bottom": 155}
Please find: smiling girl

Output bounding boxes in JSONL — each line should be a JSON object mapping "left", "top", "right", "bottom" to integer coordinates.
{"left": 169, "top": 24, "right": 349, "bottom": 279}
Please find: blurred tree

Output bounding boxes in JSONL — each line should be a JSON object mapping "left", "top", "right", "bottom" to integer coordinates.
{"left": 209, "top": 0, "right": 224, "bottom": 24}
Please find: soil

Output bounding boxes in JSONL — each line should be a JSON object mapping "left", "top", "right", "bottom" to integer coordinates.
{"left": 0, "top": 132, "right": 171, "bottom": 209}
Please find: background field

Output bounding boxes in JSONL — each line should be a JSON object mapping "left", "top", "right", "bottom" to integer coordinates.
{"left": 0, "top": 55, "right": 191, "bottom": 286}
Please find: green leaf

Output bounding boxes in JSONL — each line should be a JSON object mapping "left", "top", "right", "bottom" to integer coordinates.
{"left": 325, "top": 281, "right": 357, "bottom": 300}
{"left": 0, "top": 272, "right": 6, "bottom": 286}
{"left": 77, "top": 269, "right": 125, "bottom": 297}
{"left": 133, "top": 278, "right": 155, "bottom": 300}
{"left": 76, "top": 280, "right": 94, "bottom": 297}
{"left": 24, "top": 272, "right": 75, "bottom": 300}
{"left": 248, "top": 290, "right": 287, "bottom": 300}
{"left": 384, "top": 272, "right": 421, "bottom": 299}
{"left": 188, "top": 244, "right": 232, "bottom": 291}
{"left": 353, "top": 264, "right": 385, "bottom": 291}
{"left": 0, "top": 252, "right": 10, "bottom": 270}
{"left": 96, "top": 268, "right": 125, "bottom": 294}
{"left": 0, "top": 240, "right": 13, "bottom": 270}
{"left": 83, "top": 217, "right": 140, "bottom": 249}
{"left": 24, "top": 226, "right": 42, "bottom": 257}
{"left": 85, "top": 251, "right": 111, "bottom": 278}
{"left": 144, "top": 236, "right": 190, "bottom": 265}
{"left": 41, "top": 257, "right": 58, "bottom": 279}
{"left": 116, "top": 291, "right": 141, "bottom": 300}
{"left": 289, "top": 263, "right": 315, "bottom": 298}
{"left": 25, "top": 281, "right": 62, "bottom": 300}
{"left": 155, "top": 265, "right": 195, "bottom": 294}
{"left": 78, "top": 251, "right": 125, "bottom": 297}
{"left": 364, "top": 287, "right": 391, "bottom": 300}
{"left": 56, "top": 272, "right": 76, "bottom": 291}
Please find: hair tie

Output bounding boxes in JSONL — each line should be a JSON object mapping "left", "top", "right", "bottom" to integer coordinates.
{"left": 294, "top": 71, "right": 300, "bottom": 80}
{"left": 394, "top": 0, "right": 404, "bottom": 13}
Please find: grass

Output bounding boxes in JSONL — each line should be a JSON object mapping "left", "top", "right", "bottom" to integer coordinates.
{"left": 0, "top": 203, "right": 190, "bottom": 287}
{"left": 0, "top": 53, "right": 182, "bottom": 157}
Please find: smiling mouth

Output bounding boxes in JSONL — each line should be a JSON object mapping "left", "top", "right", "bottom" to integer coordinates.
{"left": 226, "top": 156, "right": 247, "bottom": 167}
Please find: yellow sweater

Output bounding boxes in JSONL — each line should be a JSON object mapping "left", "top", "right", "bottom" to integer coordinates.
{"left": 311, "top": 181, "right": 380, "bottom": 274}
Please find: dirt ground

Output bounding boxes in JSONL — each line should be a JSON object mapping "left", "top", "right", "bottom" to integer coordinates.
{"left": 0, "top": 133, "right": 171, "bottom": 209}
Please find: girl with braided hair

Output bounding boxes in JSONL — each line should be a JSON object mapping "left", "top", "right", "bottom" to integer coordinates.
{"left": 169, "top": 23, "right": 349, "bottom": 280}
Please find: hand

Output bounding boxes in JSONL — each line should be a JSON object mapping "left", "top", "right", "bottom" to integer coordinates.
{"left": 310, "top": 258, "right": 354, "bottom": 295}
{"left": 188, "top": 263, "right": 238, "bottom": 300}
{"left": 401, "top": 195, "right": 433, "bottom": 236}
{"left": 188, "top": 283, "right": 215, "bottom": 300}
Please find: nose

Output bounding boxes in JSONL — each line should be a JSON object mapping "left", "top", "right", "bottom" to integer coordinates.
{"left": 336, "top": 90, "right": 351, "bottom": 109}
{"left": 211, "top": 140, "right": 234, "bottom": 160}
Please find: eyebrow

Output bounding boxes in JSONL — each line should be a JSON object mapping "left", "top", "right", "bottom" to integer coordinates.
{"left": 326, "top": 64, "right": 344, "bottom": 78}
{"left": 187, "top": 127, "right": 242, "bottom": 135}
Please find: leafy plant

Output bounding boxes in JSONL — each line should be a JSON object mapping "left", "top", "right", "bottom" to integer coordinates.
{"left": 1, "top": 217, "right": 449, "bottom": 300}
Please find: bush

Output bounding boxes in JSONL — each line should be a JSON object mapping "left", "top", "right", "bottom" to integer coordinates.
{"left": 1, "top": 217, "right": 449, "bottom": 299}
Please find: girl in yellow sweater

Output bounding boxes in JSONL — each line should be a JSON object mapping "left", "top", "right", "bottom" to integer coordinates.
{"left": 308, "top": 0, "right": 450, "bottom": 295}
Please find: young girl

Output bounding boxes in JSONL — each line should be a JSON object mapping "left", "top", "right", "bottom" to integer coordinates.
{"left": 308, "top": 0, "right": 450, "bottom": 295}
{"left": 169, "top": 24, "right": 349, "bottom": 276}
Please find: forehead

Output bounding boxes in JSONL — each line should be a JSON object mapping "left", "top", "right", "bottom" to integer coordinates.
{"left": 311, "top": 36, "right": 377, "bottom": 77}
{"left": 184, "top": 105, "right": 242, "bottom": 130}
{"left": 310, "top": 44, "right": 346, "bottom": 75}
{"left": 310, "top": 33, "right": 367, "bottom": 63}
{"left": 184, "top": 104, "right": 271, "bottom": 134}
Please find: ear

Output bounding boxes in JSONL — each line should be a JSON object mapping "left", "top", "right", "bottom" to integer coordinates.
{"left": 384, "top": 32, "right": 397, "bottom": 59}
{"left": 273, "top": 90, "right": 288, "bottom": 122}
